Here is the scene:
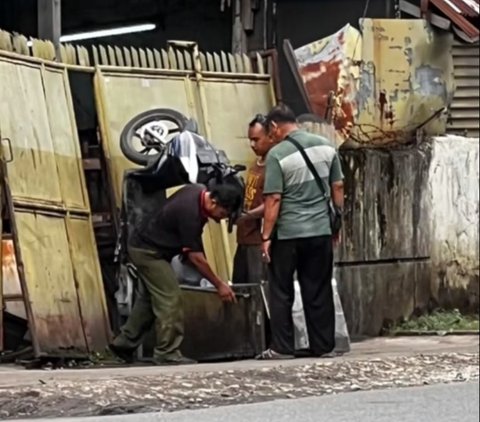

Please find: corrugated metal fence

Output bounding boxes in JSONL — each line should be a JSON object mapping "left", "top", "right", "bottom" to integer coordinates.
{"left": 448, "top": 41, "right": 480, "bottom": 138}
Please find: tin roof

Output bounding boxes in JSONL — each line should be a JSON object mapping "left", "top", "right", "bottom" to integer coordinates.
{"left": 430, "top": 0, "right": 479, "bottom": 42}
{"left": 400, "top": 0, "right": 479, "bottom": 43}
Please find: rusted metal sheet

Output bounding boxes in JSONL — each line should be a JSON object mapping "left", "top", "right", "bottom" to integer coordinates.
{"left": 1, "top": 239, "right": 26, "bottom": 321}
{"left": 293, "top": 24, "right": 361, "bottom": 146}
{"left": 94, "top": 71, "right": 198, "bottom": 205}
{"left": 0, "top": 59, "right": 63, "bottom": 206}
{"left": 292, "top": 20, "right": 455, "bottom": 146}
{"left": 14, "top": 211, "right": 88, "bottom": 356}
{"left": 42, "top": 67, "right": 90, "bottom": 211}
{"left": 0, "top": 54, "right": 111, "bottom": 357}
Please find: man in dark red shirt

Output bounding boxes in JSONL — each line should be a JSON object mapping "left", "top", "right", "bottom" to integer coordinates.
{"left": 233, "top": 114, "right": 275, "bottom": 284}
{"left": 110, "top": 183, "right": 241, "bottom": 365}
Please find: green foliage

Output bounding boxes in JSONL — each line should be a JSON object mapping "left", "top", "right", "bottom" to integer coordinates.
{"left": 388, "top": 309, "right": 479, "bottom": 334}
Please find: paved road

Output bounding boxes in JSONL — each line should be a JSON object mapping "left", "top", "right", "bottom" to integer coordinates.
{"left": 20, "top": 381, "right": 479, "bottom": 422}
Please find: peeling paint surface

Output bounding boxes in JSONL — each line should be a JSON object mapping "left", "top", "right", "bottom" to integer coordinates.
{"left": 293, "top": 19, "right": 455, "bottom": 146}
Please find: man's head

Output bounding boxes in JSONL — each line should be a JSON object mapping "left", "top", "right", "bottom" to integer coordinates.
{"left": 204, "top": 184, "right": 243, "bottom": 222}
{"left": 265, "top": 104, "right": 298, "bottom": 143}
{"left": 248, "top": 114, "right": 274, "bottom": 158}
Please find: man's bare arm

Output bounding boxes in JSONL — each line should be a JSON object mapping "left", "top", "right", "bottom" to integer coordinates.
{"left": 187, "top": 252, "right": 226, "bottom": 288}
{"left": 244, "top": 203, "right": 265, "bottom": 219}
{"left": 187, "top": 252, "right": 236, "bottom": 302}
{"left": 331, "top": 181, "right": 344, "bottom": 210}
{"left": 262, "top": 194, "right": 282, "bottom": 240}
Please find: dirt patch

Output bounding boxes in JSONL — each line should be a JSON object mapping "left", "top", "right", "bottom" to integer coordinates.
{"left": 0, "top": 353, "right": 478, "bottom": 420}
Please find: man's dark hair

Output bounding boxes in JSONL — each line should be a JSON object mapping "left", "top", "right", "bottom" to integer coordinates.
{"left": 209, "top": 184, "right": 243, "bottom": 213}
{"left": 249, "top": 113, "right": 267, "bottom": 127}
{"left": 265, "top": 104, "right": 297, "bottom": 126}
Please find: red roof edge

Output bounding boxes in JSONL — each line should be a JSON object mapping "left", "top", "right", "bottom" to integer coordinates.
{"left": 430, "top": 0, "right": 480, "bottom": 41}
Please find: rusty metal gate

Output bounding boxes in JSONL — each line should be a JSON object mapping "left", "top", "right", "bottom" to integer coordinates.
{"left": 93, "top": 42, "right": 275, "bottom": 280}
{"left": 0, "top": 54, "right": 111, "bottom": 357}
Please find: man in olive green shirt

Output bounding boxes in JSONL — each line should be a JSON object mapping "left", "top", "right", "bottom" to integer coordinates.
{"left": 258, "top": 104, "right": 344, "bottom": 360}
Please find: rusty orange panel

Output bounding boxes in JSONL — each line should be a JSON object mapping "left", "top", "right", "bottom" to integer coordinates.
{"left": 293, "top": 20, "right": 455, "bottom": 146}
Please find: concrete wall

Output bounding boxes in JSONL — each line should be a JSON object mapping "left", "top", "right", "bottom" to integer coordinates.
{"left": 336, "top": 137, "right": 479, "bottom": 337}
{"left": 429, "top": 136, "right": 479, "bottom": 313}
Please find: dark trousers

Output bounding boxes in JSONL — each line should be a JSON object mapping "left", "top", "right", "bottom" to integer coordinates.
{"left": 269, "top": 235, "right": 335, "bottom": 355}
{"left": 232, "top": 244, "right": 265, "bottom": 285}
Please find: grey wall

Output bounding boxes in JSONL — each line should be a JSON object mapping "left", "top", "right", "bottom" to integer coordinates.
{"left": 336, "top": 138, "right": 479, "bottom": 337}
{"left": 429, "top": 136, "right": 479, "bottom": 313}
{"left": 336, "top": 144, "right": 433, "bottom": 336}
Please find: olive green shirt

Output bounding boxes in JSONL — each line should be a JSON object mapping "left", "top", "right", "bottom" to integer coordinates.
{"left": 263, "top": 130, "right": 344, "bottom": 240}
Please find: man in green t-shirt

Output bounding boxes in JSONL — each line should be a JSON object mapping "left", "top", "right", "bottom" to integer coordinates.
{"left": 257, "top": 104, "right": 344, "bottom": 360}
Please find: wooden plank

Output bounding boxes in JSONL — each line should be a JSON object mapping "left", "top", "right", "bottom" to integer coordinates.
{"left": 176, "top": 49, "right": 185, "bottom": 70}
{"left": 220, "top": 51, "right": 229, "bottom": 72}
{"left": 228, "top": 53, "right": 236, "bottom": 73}
{"left": 60, "top": 44, "right": 69, "bottom": 64}
{"left": 256, "top": 52, "right": 265, "bottom": 74}
{"left": 184, "top": 50, "right": 193, "bottom": 70}
{"left": 68, "top": 44, "right": 77, "bottom": 65}
{"left": 99, "top": 45, "right": 109, "bottom": 66}
{"left": 82, "top": 47, "right": 91, "bottom": 66}
{"left": 115, "top": 46, "right": 125, "bottom": 67}
{"left": 0, "top": 30, "right": 13, "bottom": 51}
{"left": 92, "top": 45, "right": 100, "bottom": 66}
{"left": 199, "top": 52, "right": 207, "bottom": 71}
{"left": 161, "top": 49, "right": 170, "bottom": 69}
{"left": 168, "top": 47, "right": 177, "bottom": 69}
{"left": 130, "top": 47, "right": 140, "bottom": 67}
{"left": 213, "top": 52, "right": 222, "bottom": 72}
{"left": 235, "top": 53, "right": 244, "bottom": 73}
{"left": 12, "top": 34, "right": 29, "bottom": 55}
{"left": 139, "top": 48, "right": 148, "bottom": 68}
{"left": 153, "top": 49, "right": 163, "bottom": 68}
{"left": 76, "top": 46, "right": 86, "bottom": 66}
{"left": 123, "top": 47, "right": 132, "bottom": 67}
{"left": 107, "top": 46, "right": 117, "bottom": 66}
{"left": 146, "top": 48, "right": 155, "bottom": 68}
{"left": 206, "top": 52, "right": 215, "bottom": 71}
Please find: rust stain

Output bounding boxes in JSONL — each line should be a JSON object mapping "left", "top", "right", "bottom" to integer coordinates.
{"left": 295, "top": 24, "right": 358, "bottom": 137}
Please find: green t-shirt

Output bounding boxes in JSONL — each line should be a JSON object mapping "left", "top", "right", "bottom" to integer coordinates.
{"left": 263, "top": 130, "right": 344, "bottom": 240}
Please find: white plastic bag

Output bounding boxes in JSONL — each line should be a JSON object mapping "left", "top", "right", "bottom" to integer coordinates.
{"left": 171, "top": 255, "right": 214, "bottom": 288}
{"left": 293, "top": 277, "right": 351, "bottom": 353}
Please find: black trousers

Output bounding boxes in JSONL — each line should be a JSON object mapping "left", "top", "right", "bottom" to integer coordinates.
{"left": 269, "top": 235, "right": 335, "bottom": 355}
{"left": 232, "top": 244, "right": 265, "bottom": 285}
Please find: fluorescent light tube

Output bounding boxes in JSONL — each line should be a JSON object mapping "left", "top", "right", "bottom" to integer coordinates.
{"left": 27, "top": 23, "right": 156, "bottom": 46}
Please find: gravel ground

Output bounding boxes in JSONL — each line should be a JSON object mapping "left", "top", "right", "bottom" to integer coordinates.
{"left": 0, "top": 353, "right": 478, "bottom": 420}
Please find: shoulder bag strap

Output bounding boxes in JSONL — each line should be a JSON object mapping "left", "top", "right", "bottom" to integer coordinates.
{"left": 285, "top": 136, "right": 329, "bottom": 199}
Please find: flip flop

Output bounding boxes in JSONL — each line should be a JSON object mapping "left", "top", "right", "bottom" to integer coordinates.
{"left": 255, "top": 348, "right": 295, "bottom": 360}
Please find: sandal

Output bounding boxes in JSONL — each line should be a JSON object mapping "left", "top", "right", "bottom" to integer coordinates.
{"left": 256, "top": 348, "right": 295, "bottom": 360}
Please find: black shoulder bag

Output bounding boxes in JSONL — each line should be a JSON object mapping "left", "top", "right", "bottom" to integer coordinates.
{"left": 286, "top": 136, "right": 342, "bottom": 236}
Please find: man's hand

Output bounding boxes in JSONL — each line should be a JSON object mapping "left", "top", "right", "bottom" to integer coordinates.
{"left": 333, "top": 232, "right": 342, "bottom": 248}
{"left": 261, "top": 240, "right": 271, "bottom": 263}
{"left": 217, "top": 283, "right": 237, "bottom": 303}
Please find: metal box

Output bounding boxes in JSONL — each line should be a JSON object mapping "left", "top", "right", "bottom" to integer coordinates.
{"left": 141, "top": 284, "right": 266, "bottom": 362}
